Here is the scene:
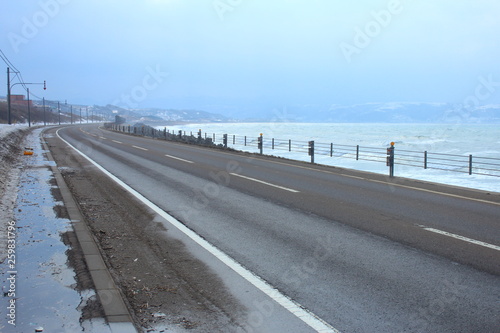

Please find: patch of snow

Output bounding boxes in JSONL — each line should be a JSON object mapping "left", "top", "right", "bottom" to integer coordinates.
{"left": 0, "top": 124, "right": 28, "bottom": 139}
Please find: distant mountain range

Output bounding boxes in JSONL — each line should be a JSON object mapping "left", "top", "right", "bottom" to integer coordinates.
{"left": 120, "top": 107, "right": 229, "bottom": 123}
{"left": 3, "top": 96, "right": 499, "bottom": 124}
{"left": 249, "top": 102, "right": 500, "bottom": 123}
{"left": 111, "top": 102, "right": 500, "bottom": 124}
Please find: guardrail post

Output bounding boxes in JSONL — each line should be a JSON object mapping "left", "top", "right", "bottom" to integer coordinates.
{"left": 233, "top": 135, "right": 235, "bottom": 145}
{"left": 356, "top": 145, "right": 359, "bottom": 160}
{"left": 223, "top": 134, "right": 228, "bottom": 148}
{"left": 272, "top": 138, "right": 275, "bottom": 150}
{"left": 330, "top": 143, "right": 333, "bottom": 157}
{"left": 424, "top": 151, "right": 428, "bottom": 169}
{"left": 469, "top": 154, "right": 473, "bottom": 175}
{"left": 289, "top": 139, "right": 291, "bottom": 152}
{"left": 309, "top": 140, "right": 315, "bottom": 164}
{"left": 387, "top": 142, "right": 395, "bottom": 177}
{"left": 258, "top": 134, "right": 263, "bottom": 154}
{"left": 198, "top": 129, "right": 202, "bottom": 142}
{"left": 244, "top": 135, "right": 247, "bottom": 146}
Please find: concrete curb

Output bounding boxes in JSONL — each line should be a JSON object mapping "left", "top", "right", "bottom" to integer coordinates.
{"left": 40, "top": 132, "right": 138, "bottom": 333}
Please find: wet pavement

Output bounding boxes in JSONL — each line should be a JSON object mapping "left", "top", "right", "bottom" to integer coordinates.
{"left": 0, "top": 129, "right": 113, "bottom": 333}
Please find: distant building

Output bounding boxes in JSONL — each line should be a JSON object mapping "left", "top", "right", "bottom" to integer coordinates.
{"left": 10, "top": 94, "right": 33, "bottom": 107}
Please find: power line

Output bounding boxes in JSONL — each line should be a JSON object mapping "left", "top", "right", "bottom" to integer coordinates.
{"left": 1, "top": 49, "right": 26, "bottom": 91}
{"left": 2, "top": 48, "right": 49, "bottom": 125}
{"left": 1, "top": 49, "right": 45, "bottom": 93}
{"left": 0, "top": 49, "right": 21, "bottom": 73}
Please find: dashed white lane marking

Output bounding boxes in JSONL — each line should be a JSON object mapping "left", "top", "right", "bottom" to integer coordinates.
{"left": 419, "top": 226, "right": 500, "bottom": 251}
{"left": 112, "top": 140, "right": 123, "bottom": 144}
{"left": 132, "top": 145, "right": 148, "bottom": 151}
{"left": 230, "top": 173, "right": 300, "bottom": 193}
{"left": 238, "top": 155, "right": 500, "bottom": 207}
{"left": 165, "top": 154, "right": 194, "bottom": 164}
{"left": 57, "top": 129, "right": 338, "bottom": 333}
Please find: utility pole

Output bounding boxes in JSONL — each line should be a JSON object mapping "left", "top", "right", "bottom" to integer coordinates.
{"left": 70, "top": 105, "right": 73, "bottom": 124}
{"left": 7, "top": 71, "right": 46, "bottom": 126}
{"left": 43, "top": 97, "right": 46, "bottom": 126}
{"left": 58, "top": 101, "right": 61, "bottom": 125}
{"left": 7, "top": 67, "right": 11, "bottom": 125}
{"left": 27, "top": 88, "right": 31, "bottom": 127}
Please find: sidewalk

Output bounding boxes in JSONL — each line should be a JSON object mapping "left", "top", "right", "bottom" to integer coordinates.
{"left": 0, "top": 127, "right": 135, "bottom": 332}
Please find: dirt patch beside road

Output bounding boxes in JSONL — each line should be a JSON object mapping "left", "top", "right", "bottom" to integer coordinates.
{"left": 44, "top": 129, "right": 245, "bottom": 332}
{"left": 0, "top": 126, "right": 31, "bottom": 262}
{"left": 0, "top": 126, "right": 31, "bottom": 203}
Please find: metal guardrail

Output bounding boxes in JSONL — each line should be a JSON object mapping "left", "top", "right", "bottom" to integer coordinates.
{"left": 106, "top": 124, "right": 500, "bottom": 178}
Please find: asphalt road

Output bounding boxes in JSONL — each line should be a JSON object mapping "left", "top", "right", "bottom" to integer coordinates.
{"left": 49, "top": 124, "right": 500, "bottom": 333}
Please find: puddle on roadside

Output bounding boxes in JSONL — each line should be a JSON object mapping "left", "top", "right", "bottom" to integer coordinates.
{"left": 0, "top": 131, "right": 111, "bottom": 333}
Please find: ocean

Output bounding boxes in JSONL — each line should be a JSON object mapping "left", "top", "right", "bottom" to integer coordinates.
{"left": 158, "top": 123, "right": 500, "bottom": 193}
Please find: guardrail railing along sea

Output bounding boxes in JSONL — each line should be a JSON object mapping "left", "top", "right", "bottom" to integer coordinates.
{"left": 105, "top": 123, "right": 500, "bottom": 180}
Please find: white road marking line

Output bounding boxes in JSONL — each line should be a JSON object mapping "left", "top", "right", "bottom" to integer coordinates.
{"left": 99, "top": 137, "right": 107, "bottom": 140}
{"left": 102, "top": 127, "right": 499, "bottom": 206}
{"left": 232, "top": 155, "right": 500, "bottom": 206}
{"left": 340, "top": 174, "right": 364, "bottom": 180}
{"left": 56, "top": 129, "right": 339, "bottom": 333}
{"left": 230, "top": 173, "right": 300, "bottom": 193}
{"left": 367, "top": 179, "right": 500, "bottom": 206}
{"left": 112, "top": 140, "right": 123, "bottom": 144}
{"left": 419, "top": 226, "right": 500, "bottom": 251}
{"left": 132, "top": 145, "right": 148, "bottom": 151}
{"left": 165, "top": 154, "right": 194, "bottom": 164}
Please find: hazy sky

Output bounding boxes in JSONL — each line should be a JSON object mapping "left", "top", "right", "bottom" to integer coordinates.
{"left": 1, "top": 0, "right": 499, "bottom": 117}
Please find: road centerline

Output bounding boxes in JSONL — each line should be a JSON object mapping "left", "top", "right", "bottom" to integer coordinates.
{"left": 419, "top": 225, "right": 500, "bottom": 251}
{"left": 132, "top": 145, "right": 148, "bottom": 151}
{"left": 230, "top": 173, "right": 300, "bottom": 193}
{"left": 233, "top": 154, "right": 500, "bottom": 207}
{"left": 165, "top": 154, "right": 194, "bottom": 164}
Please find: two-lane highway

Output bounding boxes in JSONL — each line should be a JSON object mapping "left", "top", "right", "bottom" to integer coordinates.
{"left": 48, "top": 124, "right": 500, "bottom": 332}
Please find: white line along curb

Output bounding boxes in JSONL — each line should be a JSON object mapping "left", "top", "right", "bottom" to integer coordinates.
{"left": 57, "top": 128, "right": 340, "bottom": 333}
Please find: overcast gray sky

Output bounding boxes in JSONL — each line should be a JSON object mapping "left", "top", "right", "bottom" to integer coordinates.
{"left": 2, "top": 0, "right": 499, "bottom": 117}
